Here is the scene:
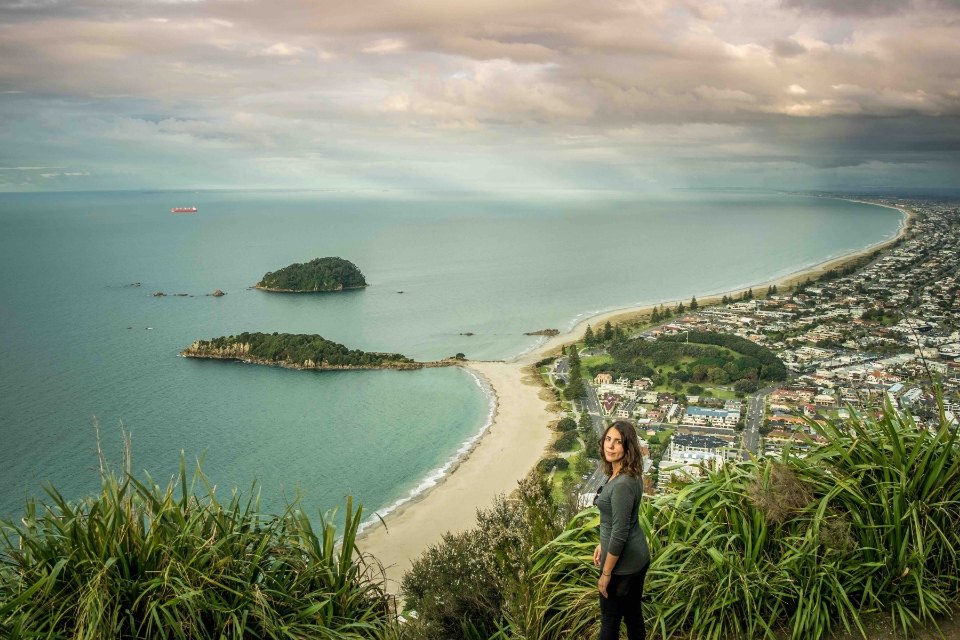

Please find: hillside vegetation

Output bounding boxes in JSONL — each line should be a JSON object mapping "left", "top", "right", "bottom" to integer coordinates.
{"left": 523, "top": 402, "right": 959, "bottom": 640}
{"left": 0, "top": 463, "right": 393, "bottom": 639}
{"left": 256, "top": 256, "right": 367, "bottom": 292}
{"left": 3, "top": 403, "right": 957, "bottom": 639}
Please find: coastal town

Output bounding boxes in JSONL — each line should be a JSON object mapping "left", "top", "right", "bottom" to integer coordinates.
{"left": 542, "top": 197, "right": 960, "bottom": 497}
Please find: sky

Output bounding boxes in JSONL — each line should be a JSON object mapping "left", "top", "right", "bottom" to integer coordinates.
{"left": 1, "top": 0, "right": 958, "bottom": 193}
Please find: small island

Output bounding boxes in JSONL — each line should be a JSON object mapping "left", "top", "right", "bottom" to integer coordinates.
{"left": 181, "top": 332, "right": 453, "bottom": 371}
{"left": 255, "top": 257, "right": 367, "bottom": 292}
{"left": 524, "top": 329, "right": 560, "bottom": 336}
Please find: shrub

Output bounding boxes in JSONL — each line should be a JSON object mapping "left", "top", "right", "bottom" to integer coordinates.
{"left": 538, "top": 457, "right": 570, "bottom": 474}
{"left": 553, "top": 430, "right": 578, "bottom": 452}
{"left": 0, "top": 461, "right": 392, "bottom": 639}
{"left": 402, "top": 473, "right": 571, "bottom": 639}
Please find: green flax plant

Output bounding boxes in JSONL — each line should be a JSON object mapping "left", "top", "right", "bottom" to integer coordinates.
{"left": 523, "top": 400, "right": 960, "bottom": 640}
{"left": 804, "top": 399, "right": 960, "bottom": 635}
{"left": 0, "top": 460, "right": 395, "bottom": 639}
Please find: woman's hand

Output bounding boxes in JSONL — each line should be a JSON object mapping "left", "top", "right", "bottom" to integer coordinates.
{"left": 598, "top": 572, "right": 611, "bottom": 598}
{"left": 593, "top": 544, "right": 601, "bottom": 565}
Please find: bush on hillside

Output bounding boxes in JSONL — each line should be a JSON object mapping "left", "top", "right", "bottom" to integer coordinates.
{"left": 402, "top": 473, "right": 572, "bottom": 639}
{"left": 553, "top": 430, "right": 578, "bottom": 452}
{"left": 538, "top": 457, "right": 570, "bottom": 474}
{"left": 0, "top": 462, "right": 392, "bottom": 639}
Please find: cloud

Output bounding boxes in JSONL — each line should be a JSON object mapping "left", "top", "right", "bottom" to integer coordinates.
{"left": 773, "top": 38, "right": 807, "bottom": 57}
{"left": 781, "top": 0, "right": 960, "bottom": 16}
{"left": 781, "top": 0, "right": 913, "bottom": 16}
{"left": 362, "top": 38, "right": 406, "bottom": 54}
{"left": 1, "top": 0, "right": 959, "bottom": 191}
{"left": 254, "top": 42, "right": 306, "bottom": 57}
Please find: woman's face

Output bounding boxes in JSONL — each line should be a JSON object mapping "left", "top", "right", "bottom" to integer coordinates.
{"left": 603, "top": 427, "right": 625, "bottom": 466}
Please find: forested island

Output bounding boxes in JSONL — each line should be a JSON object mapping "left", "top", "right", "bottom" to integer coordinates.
{"left": 255, "top": 257, "right": 367, "bottom": 292}
{"left": 181, "top": 332, "right": 433, "bottom": 370}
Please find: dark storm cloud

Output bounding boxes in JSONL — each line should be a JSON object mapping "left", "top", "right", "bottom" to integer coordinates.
{"left": 782, "top": 0, "right": 960, "bottom": 16}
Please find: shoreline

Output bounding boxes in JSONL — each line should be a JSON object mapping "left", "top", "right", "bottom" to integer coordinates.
{"left": 519, "top": 200, "right": 913, "bottom": 364}
{"left": 355, "top": 366, "right": 499, "bottom": 534}
{"left": 356, "top": 360, "right": 555, "bottom": 592}
{"left": 356, "top": 197, "right": 911, "bottom": 593}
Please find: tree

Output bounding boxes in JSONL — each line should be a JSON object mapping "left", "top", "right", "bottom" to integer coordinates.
{"left": 537, "top": 457, "right": 569, "bottom": 473}
{"left": 578, "top": 410, "right": 593, "bottom": 435}
{"left": 651, "top": 307, "right": 661, "bottom": 322}
{"left": 553, "top": 430, "right": 578, "bottom": 452}
{"left": 747, "top": 287, "right": 754, "bottom": 300}
{"left": 602, "top": 321, "right": 614, "bottom": 342}
{"left": 721, "top": 295, "right": 729, "bottom": 305}
{"left": 584, "top": 325, "right": 596, "bottom": 346}
{"left": 563, "top": 376, "right": 585, "bottom": 401}
{"left": 578, "top": 411, "right": 599, "bottom": 459}
{"left": 557, "top": 417, "right": 577, "bottom": 432}
{"left": 690, "top": 296, "right": 698, "bottom": 311}
{"left": 567, "top": 345, "right": 581, "bottom": 368}
{"left": 676, "top": 302, "right": 685, "bottom": 314}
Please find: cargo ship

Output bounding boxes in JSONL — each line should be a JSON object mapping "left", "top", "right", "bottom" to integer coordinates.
{"left": 171, "top": 206, "right": 198, "bottom": 213}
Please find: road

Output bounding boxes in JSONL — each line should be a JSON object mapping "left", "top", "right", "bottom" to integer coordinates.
{"left": 577, "top": 383, "right": 608, "bottom": 496}
{"left": 742, "top": 385, "right": 776, "bottom": 458}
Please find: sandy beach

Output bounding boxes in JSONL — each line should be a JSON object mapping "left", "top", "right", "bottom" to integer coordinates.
{"left": 357, "top": 198, "right": 911, "bottom": 594}
{"left": 357, "top": 360, "right": 556, "bottom": 591}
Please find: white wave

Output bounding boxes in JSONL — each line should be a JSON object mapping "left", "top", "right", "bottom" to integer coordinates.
{"left": 357, "top": 367, "right": 497, "bottom": 535}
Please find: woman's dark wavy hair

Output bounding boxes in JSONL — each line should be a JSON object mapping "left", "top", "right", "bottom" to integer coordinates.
{"left": 599, "top": 420, "right": 644, "bottom": 478}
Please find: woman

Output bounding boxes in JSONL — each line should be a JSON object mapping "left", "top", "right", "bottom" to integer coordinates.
{"left": 593, "top": 420, "right": 649, "bottom": 640}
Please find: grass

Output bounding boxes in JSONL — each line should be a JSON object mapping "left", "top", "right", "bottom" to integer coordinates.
{"left": 0, "top": 458, "right": 394, "bottom": 639}
{"left": 581, "top": 355, "right": 614, "bottom": 370}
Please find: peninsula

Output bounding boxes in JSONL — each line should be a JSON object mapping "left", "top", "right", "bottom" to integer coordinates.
{"left": 255, "top": 257, "right": 367, "bottom": 292}
{"left": 181, "top": 332, "right": 431, "bottom": 370}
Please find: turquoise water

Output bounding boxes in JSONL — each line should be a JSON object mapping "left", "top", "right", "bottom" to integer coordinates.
{"left": 0, "top": 190, "right": 901, "bottom": 519}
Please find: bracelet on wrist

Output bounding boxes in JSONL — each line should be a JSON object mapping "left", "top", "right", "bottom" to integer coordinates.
{"left": 602, "top": 571, "right": 611, "bottom": 576}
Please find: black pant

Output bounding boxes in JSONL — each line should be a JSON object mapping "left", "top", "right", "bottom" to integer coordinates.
{"left": 599, "top": 565, "right": 648, "bottom": 640}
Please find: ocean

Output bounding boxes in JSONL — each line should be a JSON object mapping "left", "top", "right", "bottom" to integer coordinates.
{"left": 0, "top": 190, "right": 902, "bottom": 521}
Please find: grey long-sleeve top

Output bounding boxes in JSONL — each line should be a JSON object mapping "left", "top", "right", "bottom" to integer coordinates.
{"left": 597, "top": 473, "right": 650, "bottom": 575}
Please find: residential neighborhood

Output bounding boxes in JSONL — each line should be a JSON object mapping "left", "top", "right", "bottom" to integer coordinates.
{"left": 548, "top": 197, "right": 960, "bottom": 495}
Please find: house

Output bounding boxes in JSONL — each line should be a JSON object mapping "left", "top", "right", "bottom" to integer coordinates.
{"left": 814, "top": 393, "right": 836, "bottom": 407}
{"left": 638, "top": 391, "right": 659, "bottom": 404}
{"left": 683, "top": 406, "right": 740, "bottom": 427}
{"left": 594, "top": 372, "right": 613, "bottom": 385}
{"left": 600, "top": 393, "right": 621, "bottom": 416}
{"left": 658, "top": 434, "right": 733, "bottom": 491}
